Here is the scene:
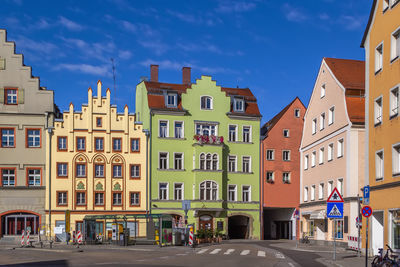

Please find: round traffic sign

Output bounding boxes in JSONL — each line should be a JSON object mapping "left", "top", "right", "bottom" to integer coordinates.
{"left": 362, "top": 205, "right": 373, "bottom": 217}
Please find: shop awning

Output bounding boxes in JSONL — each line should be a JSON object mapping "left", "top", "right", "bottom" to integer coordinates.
{"left": 310, "top": 209, "right": 326, "bottom": 220}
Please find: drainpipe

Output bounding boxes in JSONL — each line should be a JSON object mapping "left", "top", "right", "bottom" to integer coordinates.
{"left": 260, "top": 138, "right": 264, "bottom": 240}
{"left": 149, "top": 113, "right": 153, "bottom": 215}
{"left": 45, "top": 112, "right": 54, "bottom": 237}
{"left": 143, "top": 129, "right": 150, "bottom": 215}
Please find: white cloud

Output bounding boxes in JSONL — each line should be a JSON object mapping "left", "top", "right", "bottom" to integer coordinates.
{"left": 282, "top": 3, "right": 308, "bottom": 22}
{"left": 14, "top": 36, "right": 58, "bottom": 55}
{"left": 54, "top": 63, "right": 110, "bottom": 76}
{"left": 118, "top": 50, "right": 132, "bottom": 60}
{"left": 319, "top": 13, "right": 330, "bottom": 20}
{"left": 138, "top": 40, "right": 169, "bottom": 55}
{"left": 59, "top": 16, "right": 84, "bottom": 31}
{"left": 60, "top": 37, "right": 116, "bottom": 62}
{"left": 340, "top": 15, "right": 363, "bottom": 30}
{"left": 121, "top": 20, "right": 137, "bottom": 32}
{"left": 215, "top": 0, "right": 257, "bottom": 13}
{"left": 167, "top": 10, "right": 197, "bottom": 23}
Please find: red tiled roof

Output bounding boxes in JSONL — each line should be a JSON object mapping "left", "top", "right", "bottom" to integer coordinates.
{"left": 345, "top": 96, "right": 365, "bottom": 124}
{"left": 324, "top": 58, "right": 365, "bottom": 91}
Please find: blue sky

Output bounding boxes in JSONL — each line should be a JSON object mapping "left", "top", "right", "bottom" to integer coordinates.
{"left": 1, "top": 0, "right": 371, "bottom": 123}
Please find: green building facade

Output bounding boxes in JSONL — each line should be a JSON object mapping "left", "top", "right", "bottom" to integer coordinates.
{"left": 136, "top": 66, "right": 261, "bottom": 239}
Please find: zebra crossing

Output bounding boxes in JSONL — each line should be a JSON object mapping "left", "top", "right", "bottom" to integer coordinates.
{"left": 195, "top": 248, "right": 284, "bottom": 259}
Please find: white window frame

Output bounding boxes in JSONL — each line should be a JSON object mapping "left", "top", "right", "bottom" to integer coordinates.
{"left": 200, "top": 95, "right": 213, "bottom": 110}
{"left": 159, "top": 182, "right": 169, "bottom": 200}
{"left": 375, "top": 96, "right": 383, "bottom": 125}
{"left": 392, "top": 142, "right": 400, "bottom": 176}
{"left": 312, "top": 118, "right": 317, "bottom": 134}
{"left": 130, "top": 165, "right": 140, "bottom": 178}
{"left": 112, "top": 165, "right": 122, "bottom": 178}
{"left": 174, "top": 183, "right": 184, "bottom": 200}
{"left": 242, "top": 156, "right": 251, "bottom": 173}
{"left": 266, "top": 171, "right": 274, "bottom": 183}
{"left": 319, "top": 147, "right": 324, "bottom": 165}
{"left": 337, "top": 178, "right": 344, "bottom": 196}
{"left": 329, "top": 106, "right": 335, "bottom": 125}
{"left": 328, "top": 143, "right": 334, "bottom": 161}
{"left": 328, "top": 180, "right": 333, "bottom": 196}
{"left": 159, "top": 120, "right": 169, "bottom": 138}
{"left": 76, "top": 164, "right": 86, "bottom": 177}
{"left": 58, "top": 163, "right": 68, "bottom": 177}
{"left": 6, "top": 89, "right": 17, "bottom": 104}
{"left": 233, "top": 98, "right": 244, "bottom": 112}
{"left": 311, "top": 185, "right": 315, "bottom": 201}
{"left": 282, "top": 172, "right": 291, "bottom": 184}
{"left": 320, "top": 113, "right": 325, "bottom": 131}
{"left": 391, "top": 26, "right": 400, "bottom": 61}
{"left": 174, "top": 121, "right": 184, "bottom": 138}
{"left": 199, "top": 180, "right": 218, "bottom": 201}
{"left": 228, "top": 184, "right": 237, "bottom": 201}
{"left": 159, "top": 152, "right": 169, "bottom": 170}
{"left": 294, "top": 109, "right": 300, "bottom": 118}
{"left": 376, "top": 149, "right": 384, "bottom": 181}
{"left": 228, "top": 155, "right": 237, "bottom": 172}
{"left": 383, "top": 0, "right": 390, "bottom": 11}
{"left": 1, "top": 129, "right": 14, "bottom": 147}
{"left": 390, "top": 86, "right": 400, "bottom": 118}
{"left": 195, "top": 123, "right": 218, "bottom": 136}
{"left": 304, "top": 186, "right": 309, "bottom": 202}
{"left": 95, "top": 164, "right": 104, "bottom": 177}
{"left": 337, "top": 139, "right": 344, "bottom": 158}
{"left": 283, "top": 129, "right": 290, "bottom": 138}
{"left": 321, "top": 84, "right": 326, "bottom": 98}
{"left": 1, "top": 169, "right": 15, "bottom": 186}
{"left": 375, "top": 42, "right": 383, "bottom": 73}
{"left": 242, "top": 185, "right": 251, "bottom": 202}
{"left": 243, "top": 126, "right": 251, "bottom": 142}
{"left": 283, "top": 150, "right": 291, "bottom": 161}
{"left": 311, "top": 151, "right": 316, "bottom": 167}
{"left": 166, "top": 93, "right": 177, "bottom": 107}
{"left": 27, "top": 129, "right": 40, "bottom": 147}
{"left": 174, "top": 152, "right": 184, "bottom": 170}
{"left": 304, "top": 155, "right": 309, "bottom": 170}
{"left": 319, "top": 183, "right": 324, "bottom": 200}
{"left": 266, "top": 149, "right": 274, "bottom": 160}
{"left": 228, "top": 125, "right": 238, "bottom": 142}
{"left": 391, "top": 0, "right": 400, "bottom": 7}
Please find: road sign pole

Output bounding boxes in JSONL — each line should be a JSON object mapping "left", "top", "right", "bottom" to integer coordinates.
{"left": 358, "top": 195, "right": 361, "bottom": 257}
{"left": 333, "top": 218, "right": 336, "bottom": 261}
{"left": 365, "top": 217, "right": 368, "bottom": 267}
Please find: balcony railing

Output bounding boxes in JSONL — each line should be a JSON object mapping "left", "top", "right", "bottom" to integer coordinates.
{"left": 193, "top": 135, "right": 224, "bottom": 145}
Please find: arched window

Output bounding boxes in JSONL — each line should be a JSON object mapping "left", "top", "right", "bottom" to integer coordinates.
{"left": 200, "top": 153, "right": 205, "bottom": 170}
{"left": 206, "top": 153, "right": 212, "bottom": 170}
{"left": 201, "top": 96, "right": 213, "bottom": 110}
{"left": 212, "top": 154, "right": 218, "bottom": 170}
{"left": 200, "top": 181, "right": 218, "bottom": 200}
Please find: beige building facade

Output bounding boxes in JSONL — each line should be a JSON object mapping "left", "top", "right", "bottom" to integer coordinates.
{"left": 300, "top": 58, "right": 365, "bottom": 245}
{"left": 0, "top": 29, "right": 55, "bottom": 238}
{"left": 46, "top": 81, "right": 148, "bottom": 240}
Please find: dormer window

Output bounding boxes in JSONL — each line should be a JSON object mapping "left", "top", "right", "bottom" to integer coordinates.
{"left": 201, "top": 96, "right": 213, "bottom": 110}
{"left": 233, "top": 98, "right": 244, "bottom": 112}
{"left": 166, "top": 93, "right": 177, "bottom": 108}
{"left": 5, "top": 89, "right": 17, "bottom": 105}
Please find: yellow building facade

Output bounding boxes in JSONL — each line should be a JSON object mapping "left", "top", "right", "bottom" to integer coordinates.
{"left": 361, "top": 0, "right": 400, "bottom": 255}
{"left": 45, "top": 81, "right": 148, "bottom": 240}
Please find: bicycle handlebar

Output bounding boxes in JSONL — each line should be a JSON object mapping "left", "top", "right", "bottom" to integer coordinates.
{"left": 386, "top": 244, "right": 394, "bottom": 253}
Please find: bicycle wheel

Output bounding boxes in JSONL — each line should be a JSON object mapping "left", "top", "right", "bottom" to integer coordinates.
{"left": 371, "top": 256, "right": 382, "bottom": 267}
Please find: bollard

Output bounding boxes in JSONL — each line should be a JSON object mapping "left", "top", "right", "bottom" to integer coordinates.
{"left": 26, "top": 231, "right": 30, "bottom": 247}
{"left": 21, "top": 230, "right": 25, "bottom": 247}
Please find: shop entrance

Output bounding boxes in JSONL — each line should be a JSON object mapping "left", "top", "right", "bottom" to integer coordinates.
{"left": 199, "top": 215, "right": 213, "bottom": 230}
{"left": 1, "top": 212, "right": 39, "bottom": 236}
{"left": 228, "top": 215, "right": 249, "bottom": 239}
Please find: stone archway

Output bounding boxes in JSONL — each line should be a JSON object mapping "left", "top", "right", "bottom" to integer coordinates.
{"left": 228, "top": 215, "right": 250, "bottom": 239}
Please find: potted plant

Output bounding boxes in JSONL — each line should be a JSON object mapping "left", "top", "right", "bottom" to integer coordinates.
{"left": 215, "top": 229, "right": 223, "bottom": 243}
{"left": 205, "top": 229, "right": 214, "bottom": 243}
{"left": 196, "top": 229, "right": 205, "bottom": 244}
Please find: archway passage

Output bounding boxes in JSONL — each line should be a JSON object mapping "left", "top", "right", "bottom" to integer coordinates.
{"left": 1, "top": 211, "right": 40, "bottom": 236}
{"left": 228, "top": 215, "right": 249, "bottom": 239}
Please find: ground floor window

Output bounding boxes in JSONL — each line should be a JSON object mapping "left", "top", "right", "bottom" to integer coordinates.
{"left": 308, "top": 220, "right": 314, "bottom": 237}
{"left": 332, "top": 219, "right": 344, "bottom": 239}
{"left": 1, "top": 212, "right": 39, "bottom": 235}
{"left": 390, "top": 210, "right": 400, "bottom": 249}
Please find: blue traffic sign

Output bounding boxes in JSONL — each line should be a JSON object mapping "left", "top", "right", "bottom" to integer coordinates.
{"left": 363, "top": 186, "right": 370, "bottom": 205}
{"left": 362, "top": 205, "right": 373, "bottom": 218}
{"left": 327, "top": 202, "right": 344, "bottom": 218}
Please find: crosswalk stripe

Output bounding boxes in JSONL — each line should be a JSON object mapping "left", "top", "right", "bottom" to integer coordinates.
{"left": 257, "top": 251, "right": 266, "bottom": 257}
{"left": 275, "top": 253, "right": 285, "bottom": 259}
{"left": 240, "top": 250, "right": 250, "bottom": 255}
{"left": 224, "top": 249, "right": 235, "bottom": 255}
{"left": 197, "top": 249, "right": 208, "bottom": 254}
{"left": 210, "top": 249, "right": 221, "bottom": 254}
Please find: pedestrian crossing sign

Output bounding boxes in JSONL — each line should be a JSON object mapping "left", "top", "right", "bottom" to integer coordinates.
{"left": 327, "top": 187, "right": 344, "bottom": 202}
{"left": 327, "top": 202, "right": 344, "bottom": 218}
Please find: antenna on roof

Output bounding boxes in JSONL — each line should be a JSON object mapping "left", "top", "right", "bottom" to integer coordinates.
{"left": 111, "top": 58, "right": 116, "bottom": 93}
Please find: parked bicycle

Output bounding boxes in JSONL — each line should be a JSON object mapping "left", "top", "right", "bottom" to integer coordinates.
{"left": 300, "top": 233, "right": 310, "bottom": 244}
{"left": 371, "top": 244, "right": 400, "bottom": 267}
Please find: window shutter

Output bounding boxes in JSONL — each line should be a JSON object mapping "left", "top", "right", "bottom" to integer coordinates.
{"left": 0, "top": 58, "right": 5, "bottom": 70}
{"left": 18, "top": 88, "right": 24, "bottom": 104}
{"left": 344, "top": 216, "right": 348, "bottom": 233}
{"left": 324, "top": 218, "right": 328, "bottom": 232}
{"left": 0, "top": 88, "right": 4, "bottom": 103}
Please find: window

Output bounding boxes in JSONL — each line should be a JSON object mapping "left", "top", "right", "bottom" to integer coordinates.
{"left": 95, "top": 192, "right": 104, "bottom": 206}
{"left": 312, "top": 119, "right": 317, "bottom": 134}
{"left": 205, "top": 153, "right": 212, "bottom": 170}
{"left": 242, "top": 186, "right": 251, "bottom": 202}
{"left": 311, "top": 185, "right": 315, "bottom": 201}
{"left": 328, "top": 181, "right": 333, "bottom": 196}
{"left": 228, "top": 125, "right": 237, "bottom": 142}
{"left": 130, "top": 165, "right": 140, "bottom": 178}
{"left": 2, "top": 169, "right": 15, "bottom": 186}
{"left": 321, "top": 84, "right": 326, "bottom": 98}
{"left": 393, "top": 144, "right": 400, "bottom": 175}
{"left": 389, "top": 210, "right": 400, "bottom": 250}
{"left": 228, "top": 185, "right": 237, "bottom": 201}
{"left": 242, "top": 156, "right": 251, "bottom": 173}
{"left": 95, "top": 137, "right": 104, "bottom": 151}
{"left": 375, "top": 43, "right": 383, "bottom": 73}
{"left": 320, "top": 113, "right": 325, "bottom": 130}
{"left": 96, "top": 117, "right": 102, "bottom": 127}
{"left": 212, "top": 154, "right": 218, "bottom": 170}
{"left": 311, "top": 151, "right": 316, "bottom": 167}
{"left": 375, "top": 97, "right": 383, "bottom": 125}
{"left": 333, "top": 219, "right": 344, "bottom": 239}
{"left": 27, "top": 129, "right": 40, "bottom": 147}
{"left": 27, "top": 169, "right": 41, "bottom": 186}
{"left": 383, "top": 0, "right": 390, "bottom": 11}
{"left": 243, "top": 126, "right": 251, "bottom": 142}
{"left": 308, "top": 220, "right": 315, "bottom": 237}
{"left": 5, "top": 89, "right": 17, "bottom": 104}
{"left": 328, "top": 143, "right": 334, "bottom": 161}
{"left": 57, "top": 136, "right": 67, "bottom": 151}
{"left": 57, "top": 163, "right": 68, "bottom": 177}
{"left": 390, "top": 87, "right": 399, "bottom": 118}
{"left": 282, "top": 172, "right": 291, "bottom": 184}
{"left": 195, "top": 123, "right": 217, "bottom": 136}
{"left": 338, "top": 178, "right": 344, "bottom": 196}
{"left": 294, "top": 109, "right": 300, "bottom": 118}
{"left": 337, "top": 139, "right": 344, "bottom": 158}
{"left": 233, "top": 98, "right": 244, "bottom": 112}
{"left": 329, "top": 107, "right": 335, "bottom": 125}
{"left": 283, "top": 129, "right": 290, "bottom": 138}
{"left": 304, "top": 187, "right": 309, "bottom": 202}
{"left": 319, "top": 147, "right": 324, "bottom": 164}
{"left": 76, "top": 164, "right": 86, "bottom": 177}
{"left": 174, "top": 121, "right": 183, "bottom": 138}
{"left": 304, "top": 155, "right": 309, "bottom": 170}
{"left": 319, "top": 183, "right": 324, "bottom": 199}
{"left": 166, "top": 93, "right": 177, "bottom": 107}
{"left": 131, "top": 138, "right": 140, "bottom": 152}
{"left": 391, "top": 28, "right": 400, "bottom": 61}
{"left": 228, "top": 155, "right": 236, "bottom": 172}
{"left": 199, "top": 153, "right": 205, "bottom": 170}
{"left": 174, "top": 153, "right": 183, "bottom": 170}
{"left": 77, "top": 137, "right": 85, "bottom": 151}
{"left": 392, "top": 0, "right": 400, "bottom": 7}
{"left": 266, "top": 150, "right": 274, "bottom": 160}
{"left": 1, "top": 128, "right": 15, "bottom": 147}
{"left": 76, "top": 192, "right": 86, "bottom": 205}
{"left": 266, "top": 172, "right": 274, "bottom": 183}
{"left": 159, "top": 121, "right": 168, "bottom": 137}
{"left": 376, "top": 150, "right": 384, "bottom": 180}
{"left": 94, "top": 164, "right": 104, "bottom": 178}
{"left": 130, "top": 192, "right": 140, "bottom": 206}
{"left": 174, "top": 183, "right": 183, "bottom": 200}
{"left": 113, "top": 138, "right": 122, "bottom": 152}
{"left": 200, "top": 181, "right": 218, "bottom": 201}
{"left": 283, "top": 150, "right": 290, "bottom": 161}
{"left": 112, "top": 192, "right": 122, "bottom": 206}
{"left": 112, "top": 165, "right": 122, "bottom": 178}
{"left": 159, "top": 152, "right": 168, "bottom": 169}
{"left": 159, "top": 183, "right": 168, "bottom": 200}
{"left": 201, "top": 96, "right": 213, "bottom": 110}
{"left": 57, "top": 192, "right": 67, "bottom": 206}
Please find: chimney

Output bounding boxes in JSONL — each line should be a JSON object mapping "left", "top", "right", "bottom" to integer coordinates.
{"left": 182, "top": 67, "right": 191, "bottom": 85}
{"left": 150, "top": 64, "right": 159, "bottom": 82}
